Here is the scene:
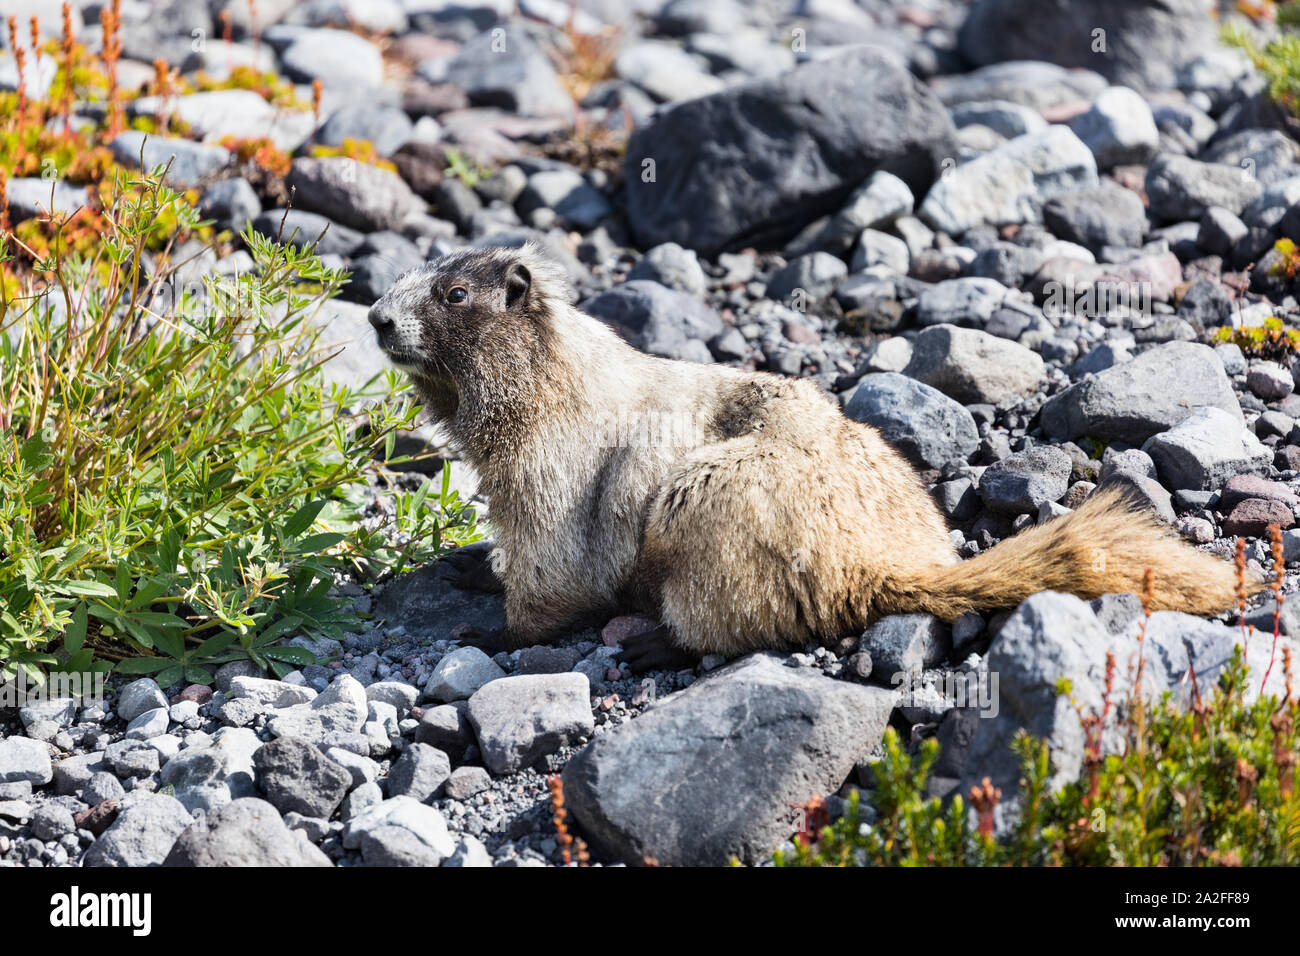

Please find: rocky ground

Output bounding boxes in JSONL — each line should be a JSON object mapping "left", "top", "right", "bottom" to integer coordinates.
{"left": 4, "top": 0, "right": 1300, "bottom": 866}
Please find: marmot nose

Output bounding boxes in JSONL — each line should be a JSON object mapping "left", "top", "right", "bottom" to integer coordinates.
{"left": 368, "top": 303, "right": 394, "bottom": 330}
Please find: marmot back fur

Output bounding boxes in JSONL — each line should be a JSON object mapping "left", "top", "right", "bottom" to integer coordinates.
{"left": 367, "top": 242, "right": 1251, "bottom": 658}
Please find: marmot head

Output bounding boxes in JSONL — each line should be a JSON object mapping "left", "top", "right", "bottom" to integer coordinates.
{"left": 367, "top": 242, "right": 569, "bottom": 382}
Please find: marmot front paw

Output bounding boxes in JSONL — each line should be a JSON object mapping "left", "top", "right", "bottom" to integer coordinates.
{"left": 614, "top": 624, "right": 699, "bottom": 674}
{"left": 442, "top": 544, "right": 504, "bottom": 594}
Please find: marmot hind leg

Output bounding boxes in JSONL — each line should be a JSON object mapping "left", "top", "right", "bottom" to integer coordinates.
{"left": 637, "top": 436, "right": 866, "bottom": 659}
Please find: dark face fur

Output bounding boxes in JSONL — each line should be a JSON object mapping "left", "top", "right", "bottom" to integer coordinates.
{"left": 367, "top": 249, "right": 536, "bottom": 385}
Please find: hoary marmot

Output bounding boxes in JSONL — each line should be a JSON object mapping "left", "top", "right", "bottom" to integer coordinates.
{"left": 367, "top": 243, "right": 1251, "bottom": 671}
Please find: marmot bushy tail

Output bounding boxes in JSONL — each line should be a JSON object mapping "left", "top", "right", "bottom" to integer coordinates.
{"left": 367, "top": 242, "right": 1257, "bottom": 669}
{"left": 886, "top": 486, "right": 1245, "bottom": 621}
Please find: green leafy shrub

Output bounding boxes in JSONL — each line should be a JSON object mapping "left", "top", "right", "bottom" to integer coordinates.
{"left": 0, "top": 165, "right": 479, "bottom": 688}
{"left": 776, "top": 648, "right": 1299, "bottom": 867}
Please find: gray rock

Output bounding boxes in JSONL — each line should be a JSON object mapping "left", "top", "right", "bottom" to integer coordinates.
{"left": 287, "top": 157, "right": 421, "bottom": 233}
{"left": 130, "top": 90, "right": 315, "bottom": 152}
{"left": 1040, "top": 342, "right": 1242, "bottom": 443}
{"left": 52, "top": 752, "right": 109, "bottom": 795}
{"left": 117, "top": 678, "right": 168, "bottom": 722}
{"left": 414, "top": 703, "right": 474, "bottom": 761}
{"left": 228, "top": 676, "right": 317, "bottom": 709}
{"left": 627, "top": 243, "right": 708, "bottom": 297}
{"left": 444, "top": 765, "right": 491, "bottom": 801}
{"left": 359, "top": 823, "right": 446, "bottom": 866}
{"left": 582, "top": 280, "right": 722, "bottom": 363}
{"left": 961, "top": 591, "right": 1296, "bottom": 799}
{"left": 164, "top": 797, "right": 332, "bottom": 866}
{"left": 933, "top": 61, "right": 1108, "bottom": 113}
{"left": 903, "top": 324, "right": 1043, "bottom": 405}
{"left": 199, "top": 177, "right": 260, "bottom": 231}
{"left": 1069, "top": 87, "right": 1159, "bottom": 170}
{"left": 951, "top": 100, "right": 1047, "bottom": 139}
{"left": 1142, "top": 407, "right": 1272, "bottom": 491}
{"left": 467, "top": 673, "right": 594, "bottom": 775}
{"left": 342, "top": 796, "right": 455, "bottom": 863}
{"left": 616, "top": 40, "right": 724, "bottom": 103}
{"left": 18, "top": 696, "right": 77, "bottom": 728}
{"left": 860, "top": 614, "right": 951, "bottom": 678}
{"left": 443, "top": 25, "right": 573, "bottom": 118}
{"left": 444, "top": 833, "right": 493, "bottom": 866}
{"left": 423, "top": 646, "right": 506, "bottom": 703}
{"left": 787, "top": 171, "right": 915, "bottom": 256}
{"left": 365, "top": 681, "right": 419, "bottom": 714}
{"left": 851, "top": 229, "right": 910, "bottom": 274}
{"left": 958, "top": 0, "right": 1220, "bottom": 92}
{"left": 562, "top": 653, "right": 897, "bottom": 866}
{"left": 1145, "top": 154, "right": 1261, "bottom": 223}
{"left": 125, "top": 707, "right": 170, "bottom": 741}
{"left": 83, "top": 772, "right": 126, "bottom": 806}
{"left": 624, "top": 47, "right": 955, "bottom": 256}
{"left": 915, "top": 277, "right": 1011, "bottom": 327}
{"left": 0, "top": 737, "right": 51, "bottom": 785}
{"left": 979, "top": 446, "right": 1073, "bottom": 513}
{"left": 253, "top": 738, "right": 352, "bottom": 818}
{"left": 373, "top": 560, "right": 506, "bottom": 645}
{"left": 158, "top": 727, "right": 261, "bottom": 813}
{"left": 110, "top": 132, "right": 230, "bottom": 189}
{"left": 341, "top": 780, "right": 382, "bottom": 820}
{"left": 765, "top": 253, "right": 848, "bottom": 303}
{"left": 5, "top": 178, "right": 92, "bottom": 220}
{"left": 385, "top": 743, "right": 451, "bottom": 802}
{"left": 324, "top": 747, "right": 379, "bottom": 790}
{"left": 83, "top": 794, "right": 194, "bottom": 867}
{"left": 266, "top": 674, "right": 368, "bottom": 743}
{"left": 1197, "top": 207, "right": 1249, "bottom": 258}
{"left": 844, "top": 373, "right": 980, "bottom": 469}
{"left": 1247, "top": 361, "right": 1293, "bottom": 402}
{"left": 342, "top": 244, "right": 425, "bottom": 305}
{"left": 1042, "top": 180, "right": 1147, "bottom": 253}
{"left": 518, "top": 169, "right": 612, "bottom": 230}
{"left": 919, "top": 126, "right": 1099, "bottom": 236}
{"left": 317, "top": 103, "right": 414, "bottom": 156}
{"left": 252, "top": 209, "right": 367, "bottom": 257}
{"left": 31, "top": 803, "right": 76, "bottom": 841}
{"left": 280, "top": 28, "right": 383, "bottom": 89}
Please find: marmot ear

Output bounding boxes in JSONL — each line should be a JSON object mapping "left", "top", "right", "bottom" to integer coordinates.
{"left": 505, "top": 263, "right": 531, "bottom": 309}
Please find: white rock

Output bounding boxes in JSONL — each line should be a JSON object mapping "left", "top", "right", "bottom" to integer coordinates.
{"left": 423, "top": 647, "right": 506, "bottom": 703}
{"left": 1070, "top": 86, "right": 1159, "bottom": 170}
{"left": 919, "top": 126, "right": 1099, "bottom": 235}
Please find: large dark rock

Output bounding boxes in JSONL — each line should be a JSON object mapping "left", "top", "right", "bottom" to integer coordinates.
{"left": 959, "top": 592, "right": 1298, "bottom": 803}
{"left": 373, "top": 545, "right": 506, "bottom": 643}
{"left": 623, "top": 48, "right": 955, "bottom": 256}
{"left": 957, "top": 0, "right": 1219, "bottom": 92}
{"left": 562, "top": 653, "right": 896, "bottom": 866}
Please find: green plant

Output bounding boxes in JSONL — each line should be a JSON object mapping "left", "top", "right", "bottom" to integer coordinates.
{"left": 0, "top": 164, "right": 479, "bottom": 689}
{"left": 1224, "top": 19, "right": 1300, "bottom": 115}
{"left": 777, "top": 648, "right": 1300, "bottom": 867}
{"left": 1212, "top": 313, "right": 1300, "bottom": 362}
{"left": 444, "top": 147, "right": 489, "bottom": 189}
{"left": 309, "top": 138, "right": 397, "bottom": 172}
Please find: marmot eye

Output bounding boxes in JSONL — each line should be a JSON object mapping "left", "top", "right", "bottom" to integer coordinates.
{"left": 446, "top": 287, "right": 468, "bottom": 305}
